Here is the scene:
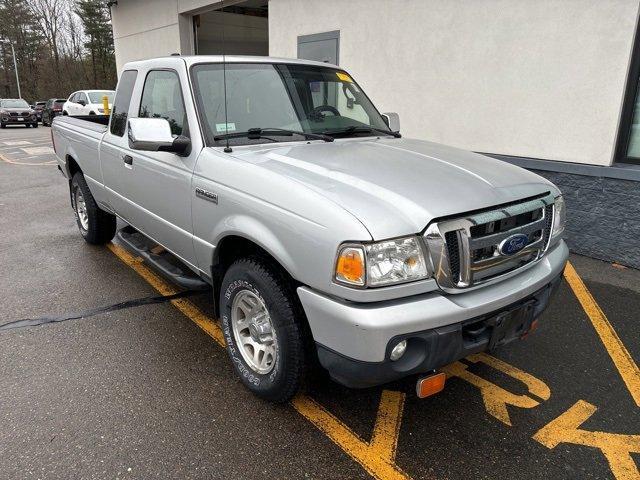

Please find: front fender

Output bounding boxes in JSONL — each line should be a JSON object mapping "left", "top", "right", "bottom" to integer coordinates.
{"left": 209, "top": 214, "right": 298, "bottom": 279}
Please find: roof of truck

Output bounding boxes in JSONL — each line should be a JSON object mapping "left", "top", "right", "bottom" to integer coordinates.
{"left": 123, "top": 55, "right": 341, "bottom": 71}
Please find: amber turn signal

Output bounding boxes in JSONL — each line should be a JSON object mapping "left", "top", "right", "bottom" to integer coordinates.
{"left": 416, "top": 372, "right": 446, "bottom": 399}
{"left": 335, "top": 246, "right": 365, "bottom": 286}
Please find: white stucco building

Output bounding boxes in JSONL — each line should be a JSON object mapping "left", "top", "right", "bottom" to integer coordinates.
{"left": 108, "top": 0, "right": 640, "bottom": 267}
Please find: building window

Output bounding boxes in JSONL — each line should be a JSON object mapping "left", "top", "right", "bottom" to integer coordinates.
{"left": 627, "top": 84, "right": 640, "bottom": 160}
{"left": 617, "top": 20, "right": 640, "bottom": 166}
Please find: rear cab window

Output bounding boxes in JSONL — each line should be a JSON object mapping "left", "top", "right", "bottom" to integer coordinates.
{"left": 110, "top": 70, "right": 138, "bottom": 137}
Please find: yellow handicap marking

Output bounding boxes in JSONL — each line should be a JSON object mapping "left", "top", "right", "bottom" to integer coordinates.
{"left": 564, "top": 262, "right": 640, "bottom": 407}
{"left": 534, "top": 400, "right": 640, "bottom": 480}
{"left": 108, "top": 242, "right": 411, "bottom": 480}
{"left": 293, "top": 391, "right": 410, "bottom": 480}
{"left": 442, "top": 352, "right": 551, "bottom": 426}
{"left": 0, "top": 151, "right": 56, "bottom": 166}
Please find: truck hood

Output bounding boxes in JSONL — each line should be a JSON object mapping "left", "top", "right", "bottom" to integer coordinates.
{"left": 236, "top": 138, "right": 558, "bottom": 239}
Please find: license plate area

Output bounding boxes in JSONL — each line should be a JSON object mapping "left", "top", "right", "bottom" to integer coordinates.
{"left": 487, "top": 300, "right": 536, "bottom": 350}
{"left": 460, "top": 299, "right": 537, "bottom": 351}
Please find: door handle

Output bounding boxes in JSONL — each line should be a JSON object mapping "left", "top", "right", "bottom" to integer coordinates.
{"left": 122, "top": 154, "right": 133, "bottom": 165}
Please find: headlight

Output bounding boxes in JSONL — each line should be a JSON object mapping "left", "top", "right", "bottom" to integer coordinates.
{"left": 551, "top": 196, "right": 566, "bottom": 240}
{"left": 335, "top": 236, "right": 429, "bottom": 287}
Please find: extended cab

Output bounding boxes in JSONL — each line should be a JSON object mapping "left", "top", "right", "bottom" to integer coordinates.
{"left": 52, "top": 56, "right": 568, "bottom": 402}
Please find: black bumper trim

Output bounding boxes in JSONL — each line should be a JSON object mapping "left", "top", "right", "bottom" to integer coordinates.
{"left": 316, "top": 270, "right": 563, "bottom": 389}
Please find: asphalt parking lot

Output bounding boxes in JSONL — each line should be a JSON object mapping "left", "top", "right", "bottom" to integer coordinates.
{"left": 1, "top": 125, "right": 638, "bottom": 480}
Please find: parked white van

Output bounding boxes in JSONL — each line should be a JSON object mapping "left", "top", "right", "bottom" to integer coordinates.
{"left": 63, "top": 90, "right": 115, "bottom": 116}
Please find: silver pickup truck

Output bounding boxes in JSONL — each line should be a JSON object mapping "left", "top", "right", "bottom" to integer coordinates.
{"left": 52, "top": 55, "right": 568, "bottom": 402}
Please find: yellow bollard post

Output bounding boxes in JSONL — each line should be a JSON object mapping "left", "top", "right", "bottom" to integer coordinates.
{"left": 102, "top": 95, "right": 110, "bottom": 115}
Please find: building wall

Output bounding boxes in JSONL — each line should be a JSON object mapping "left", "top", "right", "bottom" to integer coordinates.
{"left": 111, "top": 0, "right": 182, "bottom": 72}
{"left": 111, "top": 0, "right": 246, "bottom": 72}
{"left": 532, "top": 169, "right": 640, "bottom": 268}
{"left": 269, "top": 0, "right": 639, "bottom": 166}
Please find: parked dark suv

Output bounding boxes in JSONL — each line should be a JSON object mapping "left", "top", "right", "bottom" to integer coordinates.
{"left": 42, "top": 98, "right": 67, "bottom": 127}
{"left": 34, "top": 101, "right": 46, "bottom": 122}
{"left": 0, "top": 98, "right": 38, "bottom": 128}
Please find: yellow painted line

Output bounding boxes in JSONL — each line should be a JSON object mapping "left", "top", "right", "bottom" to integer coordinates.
{"left": 292, "top": 391, "right": 411, "bottom": 480}
{"left": 107, "top": 241, "right": 411, "bottom": 480}
{"left": 564, "top": 262, "right": 640, "bottom": 407}
{"left": 534, "top": 399, "right": 640, "bottom": 480}
{"left": 106, "top": 243, "right": 224, "bottom": 346}
{"left": 0, "top": 151, "right": 56, "bottom": 166}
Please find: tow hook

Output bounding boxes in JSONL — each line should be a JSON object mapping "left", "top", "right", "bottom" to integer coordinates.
{"left": 416, "top": 371, "right": 446, "bottom": 399}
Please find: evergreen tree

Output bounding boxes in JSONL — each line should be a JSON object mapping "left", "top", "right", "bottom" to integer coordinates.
{"left": 0, "top": 0, "right": 43, "bottom": 99}
{"left": 74, "top": 0, "right": 115, "bottom": 89}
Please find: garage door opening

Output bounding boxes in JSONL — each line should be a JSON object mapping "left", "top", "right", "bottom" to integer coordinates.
{"left": 194, "top": 0, "right": 268, "bottom": 56}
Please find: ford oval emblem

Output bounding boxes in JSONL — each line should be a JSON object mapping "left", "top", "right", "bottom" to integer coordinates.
{"left": 499, "top": 234, "right": 529, "bottom": 255}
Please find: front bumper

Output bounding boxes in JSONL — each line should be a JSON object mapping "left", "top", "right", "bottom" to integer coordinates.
{"left": 298, "top": 240, "right": 568, "bottom": 388}
{"left": 1, "top": 116, "right": 36, "bottom": 124}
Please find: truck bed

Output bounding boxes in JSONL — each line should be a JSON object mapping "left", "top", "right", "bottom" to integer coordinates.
{"left": 53, "top": 114, "right": 110, "bottom": 133}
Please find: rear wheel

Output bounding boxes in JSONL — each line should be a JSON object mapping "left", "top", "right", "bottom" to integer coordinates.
{"left": 220, "top": 257, "right": 308, "bottom": 403}
{"left": 32, "top": 123, "right": 38, "bottom": 128}
{"left": 1, "top": 123, "right": 6, "bottom": 129}
{"left": 71, "top": 172, "right": 116, "bottom": 245}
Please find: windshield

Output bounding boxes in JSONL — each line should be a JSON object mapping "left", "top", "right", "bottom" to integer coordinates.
{"left": 1, "top": 99, "right": 29, "bottom": 109}
{"left": 88, "top": 91, "right": 114, "bottom": 103}
{"left": 191, "top": 63, "right": 391, "bottom": 146}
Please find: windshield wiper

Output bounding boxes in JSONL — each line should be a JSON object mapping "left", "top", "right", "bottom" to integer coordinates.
{"left": 322, "top": 126, "right": 401, "bottom": 138}
{"left": 214, "top": 127, "right": 333, "bottom": 143}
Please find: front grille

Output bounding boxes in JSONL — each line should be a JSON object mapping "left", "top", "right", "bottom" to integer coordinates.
{"left": 445, "top": 231, "right": 460, "bottom": 282}
{"left": 542, "top": 204, "right": 554, "bottom": 249}
{"left": 9, "top": 112, "right": 17, "bottom": 117}
{"left": 425, "top": 192, "right": 555, "bottom": 291}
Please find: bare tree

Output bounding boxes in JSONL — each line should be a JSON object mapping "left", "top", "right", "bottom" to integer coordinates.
{"left": 28, "top": 0, "right": 65, "bottom": 78}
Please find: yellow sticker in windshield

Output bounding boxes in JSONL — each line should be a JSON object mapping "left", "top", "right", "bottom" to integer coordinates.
{"left": 336, "top": 72, "right": 353, "bottom": 83}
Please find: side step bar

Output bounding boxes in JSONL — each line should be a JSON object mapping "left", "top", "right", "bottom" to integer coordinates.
{"left": 116, "top": 226, "right": 210, "bottom": 291}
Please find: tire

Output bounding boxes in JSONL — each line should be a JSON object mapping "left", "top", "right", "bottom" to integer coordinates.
{"left": 62, "top": 111, "right": 68, "bottom": 116}
{"left": 1, "top": 123, "right": 5, "bottom": 129}
{"left": 71, "top": 172, "right": 117, "bottom": 245}
{"left": 32, "top": 123, "right": 38, "bottom": 128}
{"left": 220, "top": 256, "right": 308, "bottom": 403}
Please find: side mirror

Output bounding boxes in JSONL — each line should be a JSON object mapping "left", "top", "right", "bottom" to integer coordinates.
{"left": 127, "top": 117, "right": 191, "bottom": 156}
{"left": 382, "top": 112, "right": 400, "bottom": 132}
{"left": 78, "top": 99, "right": 86, "bottom": 106}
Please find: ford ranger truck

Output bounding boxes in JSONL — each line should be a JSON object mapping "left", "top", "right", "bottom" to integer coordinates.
{"left": 52, "top": 56, "right": 569, "bottom": 403}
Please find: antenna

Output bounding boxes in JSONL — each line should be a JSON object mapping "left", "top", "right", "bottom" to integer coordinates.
{"left": 221, "top": 0, "right": 232, "bottom": 153}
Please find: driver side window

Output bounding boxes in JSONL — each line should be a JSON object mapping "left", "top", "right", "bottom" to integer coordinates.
{"left": 138, "top": 70, "right": 187, "bottom": 137}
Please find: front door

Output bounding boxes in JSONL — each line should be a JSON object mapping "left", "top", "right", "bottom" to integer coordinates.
{"left": 105, "top": 66, "right": 199, "bottom": 268}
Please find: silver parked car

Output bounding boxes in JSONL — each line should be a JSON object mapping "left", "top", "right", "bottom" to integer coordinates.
{"left": 51, "top": 56, "right": 568, "bottom": 402}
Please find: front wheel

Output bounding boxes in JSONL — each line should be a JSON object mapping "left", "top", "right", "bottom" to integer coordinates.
{"left": 32, "top": 123, "right": 38, "bottom": 128}
{"left": 71, "top": 172, "right": 116, "bottom": 244}
{"left": 220, "top": 257, "right": 308, "bottom": 403}
{"left": 1, "top": 123, "right": 6, "bottom": 129}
